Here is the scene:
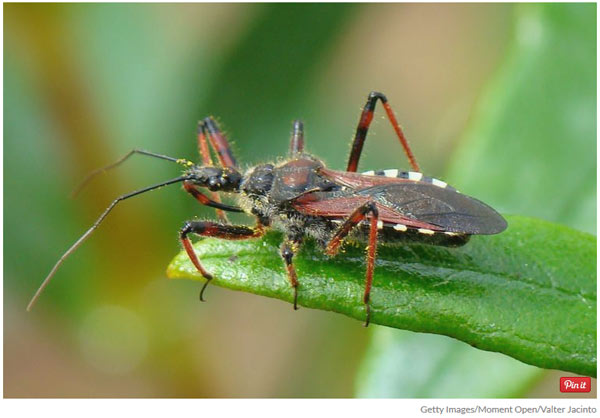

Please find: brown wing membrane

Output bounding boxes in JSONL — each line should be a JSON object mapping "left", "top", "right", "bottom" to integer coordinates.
{"left": 316, "top": 168, "right": 507, "bottom": 235}
{"left": 292, "top": 194, "right": 445, "bottom": 231}
{"left": 360, "top": 184, "right": 506, "bottom": 234}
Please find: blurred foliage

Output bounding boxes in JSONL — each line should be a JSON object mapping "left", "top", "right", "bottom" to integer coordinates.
{"left": 356, "top": 329, "right": 542, "bottom": 398}
{"left": 357, "top": 3, "right": 596, "bottom": 398}
{"left": 449, "top": 4, "right": 596, "bottom": 234}
{"left": 169, "top": 216, "right": 596, "bottom": 377}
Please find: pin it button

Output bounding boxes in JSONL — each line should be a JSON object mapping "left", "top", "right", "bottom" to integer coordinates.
{"left": 560, "top": 377, "right": 591, "bottom": 393}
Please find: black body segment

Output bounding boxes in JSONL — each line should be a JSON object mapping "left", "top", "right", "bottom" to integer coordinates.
{"left": 32, "top": 91, "right": 507, "bottom": 327}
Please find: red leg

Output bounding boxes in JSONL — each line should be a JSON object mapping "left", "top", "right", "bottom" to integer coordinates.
{"left": 325, "top": 202, "right": 379, "bottom": 326}
{"left": 203, "top": 117, "right": 238, "bottom": 169}
{"left": 197, "top": 121, "right": 213, "bottom": 166}
{"left": 289, "top": 120, "right": 304, "bottom": 155}
{"left": 197, "top": 122, "right": 229, "bottom": 222}
{"left": 347, "top": 91, "right": 420, "bottom": 173}
{"left": 280, "top": 238, "right": 302, "bottom": 310}
{"left": 183, "top": 181, "right": 243, "bottom": 213}
{"left": 180, "top": 220, "right": 265, "bottom": 301}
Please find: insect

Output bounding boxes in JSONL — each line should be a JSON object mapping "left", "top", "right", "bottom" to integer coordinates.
{"left": 28, "top": 91, "right": 507, "bottom": 326}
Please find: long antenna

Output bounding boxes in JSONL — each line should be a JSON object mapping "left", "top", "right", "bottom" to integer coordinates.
{"left": 27, "top": 175, "right": 190, "bottom": 311}
{"left": 71, "top": 149, "right": 193, "bottom": 198}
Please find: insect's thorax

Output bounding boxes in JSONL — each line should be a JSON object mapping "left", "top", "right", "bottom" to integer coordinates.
{"left": 270, "top": 157, "right": 341, "bottom": 202}
{"left": 241, "top": 157, "right": 337, "bottom": 202}
{"left": 238, "top": 156, "right": 341, "bottom": 238}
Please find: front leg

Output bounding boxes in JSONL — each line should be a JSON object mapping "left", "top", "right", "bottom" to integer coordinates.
{"left": 183, "top": 181, "right": 244, "bottom": 213}
{"left": 179, "top": 220, "right": 265, "bottom": 301}
{"left": 196, "top": 123, "right": 230, "bottom": 223}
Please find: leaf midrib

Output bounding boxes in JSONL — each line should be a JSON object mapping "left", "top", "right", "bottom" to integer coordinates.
{"left": 199, "top": 246, "right": 595, "bottom": 304}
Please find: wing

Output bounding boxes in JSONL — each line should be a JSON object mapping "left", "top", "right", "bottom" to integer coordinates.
{"left": 291, "top": 193, "right": 446, "bottom": 230}
{"left": 294, "top": 168, "right": 507, "bottom": 235}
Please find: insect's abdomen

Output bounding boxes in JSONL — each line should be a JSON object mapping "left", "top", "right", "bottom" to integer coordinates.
{"left": 377, "top": 222, "right": 470, "bottom": 246}
{"left": 362, "top": 169, "right": 456, "bottom": 191}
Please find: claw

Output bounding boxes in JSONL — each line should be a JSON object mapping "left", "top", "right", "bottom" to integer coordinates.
{"left": 363, "top": 303, "right": 371, "bottom": 327}
{"left": 293, "top": 287, "right": 298, "bottom": 310}
{"left": 199, "top": 276, "right": 213, "bottom": 302}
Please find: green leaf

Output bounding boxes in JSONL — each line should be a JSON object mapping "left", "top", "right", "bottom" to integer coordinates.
{"left": 167, "top": 215, "right": 596, "bottom": 377}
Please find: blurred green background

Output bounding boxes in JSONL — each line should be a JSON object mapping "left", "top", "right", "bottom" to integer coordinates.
{"left": 4, "top": 3, "right": 595, "bottom": 397}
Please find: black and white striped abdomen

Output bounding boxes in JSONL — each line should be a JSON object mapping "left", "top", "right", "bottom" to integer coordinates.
{"left": 362, "top": 169, "right": 457, "bottom": 192}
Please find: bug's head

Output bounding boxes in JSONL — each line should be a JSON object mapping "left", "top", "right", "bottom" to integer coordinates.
{"left": 185, "top": 165, "right": 242, "bottom": 192}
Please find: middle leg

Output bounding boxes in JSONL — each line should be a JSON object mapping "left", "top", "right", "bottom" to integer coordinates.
{"left": 280, "top": 237, "right": 303, "bottom": 310}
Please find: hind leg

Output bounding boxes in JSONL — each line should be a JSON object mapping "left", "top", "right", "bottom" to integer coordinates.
{"left": 347, "top": 91, "right": 420, "bottom": 173}
{"left": 326, "top": 202, "right": 380, "bottom": 326}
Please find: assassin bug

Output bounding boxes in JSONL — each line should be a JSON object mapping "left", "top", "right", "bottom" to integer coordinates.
{"left": 28, "top": 91, "right": 507, "bottom": 326}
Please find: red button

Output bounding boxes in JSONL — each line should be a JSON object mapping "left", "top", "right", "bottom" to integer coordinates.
{"left": 560, "top": 377, "right": 591, "bottom": 392}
